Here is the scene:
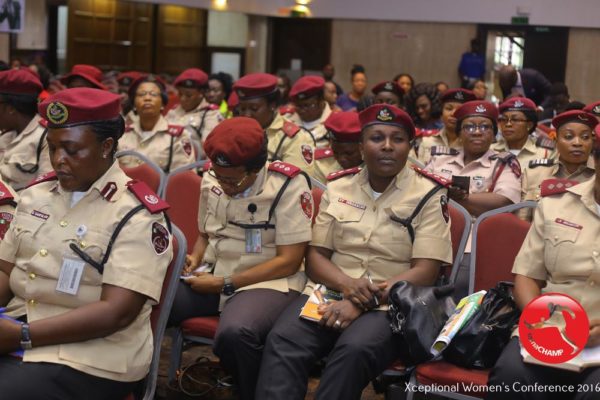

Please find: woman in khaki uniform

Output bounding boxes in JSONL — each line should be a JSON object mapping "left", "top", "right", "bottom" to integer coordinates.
{"left": 118, "top": 75, "right": 195, "bottom": 172}
{"left": 170, "top": 117, "right": 312, "bottom": 400}
{"left": 256, "top": 104, "right": 453, "bottom": 400}
{"left": 488, "top": 126, "right": 600, "bottom": 400}
{"left": 0, "top": 88, "right": 172, "bottom": 399}
{"left": 0, "top": 69, "right": 52, "bottom": 190}
{"left": 287, "top": 76, "right": 332, "bottom": 148}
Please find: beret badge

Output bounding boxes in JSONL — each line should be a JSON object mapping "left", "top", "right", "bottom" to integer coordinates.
{"left": 376, "top": 107, "right": 394, "bottom": 122}
{"left": 593, "top": 105, "right": 600, "bottom": 114}
{"left": 455, "top": 91, "right": 464, "bottom": 100}
{"left": 475, "top": 104, "right": 487, "bottom": 113}
{"left": 514, "top": 100, "right": 524, "bottom": 108}
{"left": 46, "top": 102, "right": 69, "bottom": 125}
{"left": 215, "top": 154, "right": 232, "bottom": 167}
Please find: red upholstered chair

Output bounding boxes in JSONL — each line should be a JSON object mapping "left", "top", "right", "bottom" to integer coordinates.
{"left": 311, "top": 186, "right": 324, "bottom": 225}
{"left": 124, "top": 225, "right": 187, "bottom": 400}
{"left": 116, "top": 150, "right": 166, "bottom": 196}
{"left": 405, "top": 201, "right": 537, "bottom": 400}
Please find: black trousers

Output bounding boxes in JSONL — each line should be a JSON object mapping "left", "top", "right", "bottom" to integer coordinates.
{"left": 0, "top": 356, "right": 138, "bottom": 400}
{"left": 255, "top": 294, "right": 406, "bottom": 400}
{"left": 487, "top": 338, "right": 600, "bottom": 400}
{"left": 169, "top": 282, "right": 299, "bottom": 400}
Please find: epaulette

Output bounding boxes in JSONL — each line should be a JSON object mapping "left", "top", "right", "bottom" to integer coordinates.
{"left": 540, "top": 179, "right": 579, "bottom": 197}
{"left": 206, "top": 103, "right": 220, "bottom": 111}
{"left": 282, "top": 121, "right": 300, "bottom": 138}
{"left": 418, "top": 129, "right": 440, "bottom": 138}
{"left": 430, "top": 146, "right": 459, "bottom": 156}
{"left": 279, "top": 105, "right": 295, "bottom": 115}
{"left": 202, "top": 160, "right": 212, "bottom": 172}
{"left": 167, "top": 125, "right": 184, "bottom": 137}
{"left": 536, "top": 136, "right": 556, "bottom": 150}
{"left": 0, "top": 182, "right": 14, "bottom": 203}
{"left": 126, "top": 180, "right": 170, "bottom": 214}
{"left": 490, "top": 151, "right": 521, "bottom": 178}
{"left": 412, "top": 166, "right": 452, "bottom": 187}
{"left": 268, "top": 161, "right": 301, "bottom": 178}
{"left": 26, "top": 171, "right": 57, "bottom": 188}
{"left": 315, "top": 148, "right": 334, "bottom": 160}
{"left": 38, "top": 119, "right": 48, "bottom": 128}
{"left": 528, "top": 159, "right": 555, "bottom": 168}
{"left": 327, "top": 167, "right": 361, "bottom": 181}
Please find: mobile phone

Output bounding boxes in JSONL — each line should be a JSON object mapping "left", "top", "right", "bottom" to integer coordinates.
{"left": 452, "top": 175, "right": 471, "bottom": 193}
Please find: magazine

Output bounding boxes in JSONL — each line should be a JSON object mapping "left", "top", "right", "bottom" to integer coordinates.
{"left": 299, "top": 284, "right": 343, "bottom": 322}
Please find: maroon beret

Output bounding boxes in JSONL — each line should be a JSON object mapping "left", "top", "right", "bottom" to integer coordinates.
{"left": 324, "top": 112, "right": 361, "bottom": 142}
{"left": 552, "top": 110, "right": 598, "bottom": 131}
{"left": 290, "top": 76, "right": 325, "bottom": 100}
{"left": 227, "top": 91, "right": 239, "bottom": 109}
{"left": 440, "top": 89, "right": 476, "bottom": 104}
{"left": 39, "top": 88, "right": 121, "bottom": 128}
{"left": 117, "top": 71, "right": 144, "bottom": 87}
{"left": 371, "top": 81, "right": 403, "bottom": 97}
{"left": 583, "top": 101, "right": 600, "bottom": 117}
{"left": 233, "top": 73, "right": 278, "bottom": 100}
{"left": 60, "top": 64, "right": 106, "bottom": 90}
{"left": 203, "top": 117, "right": 265, "bottom": 167}
{"left": 174, "top": 68, "right": 209, "bottom": 88}
{"left": 499, "top": 97, "right": 536, "bottom": 113}
{"left": 0, "top": 69, "right": 43, "bottom": 96}
{"left": 358, "top": 104, "right": 415, "bottom": 139}
{"left": 454, "top": 100, "right": 498, "bottom": 123}
{"left": 127, "top": 74, "right": 167, "bottom": 99}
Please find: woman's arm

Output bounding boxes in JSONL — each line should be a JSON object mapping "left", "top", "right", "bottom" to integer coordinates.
{"left": 513, "top": 274, "right": 545, "bottom": 311}
{"left": 453, "top": 192, "right": 513, "bottom": 217}
{"left": 0, "top": 259, "right": 14, "bottom": 306}
{"left": 379, "top": 258, "right": 441, "bottom": 304}
{"left": 183, "top": 232, "right": 209, "bottom": 274}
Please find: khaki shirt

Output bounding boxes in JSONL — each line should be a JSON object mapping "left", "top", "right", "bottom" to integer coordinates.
{"left": 0, "top": 115, "right": 52, "bottom": 191}
{"left": 512, "top": 178, "right": 600, "bottom": 320}
{"left": 287, "top": 103, "right": 332, "bottom": 148}
{"left": 0, "top": 130, "right": 16, "bottom": 161}
{"left": 312, "top": 148, "right": 342, "bottom": 185}
{"left": 118, "top": 116, "right": 195, "bottom": 172}
{"left": 0, "top": 162, "right": 172, "bottom": 381}
{"left": 425, "top": 149, "right": 522, "bottom": 204}
{"left": 416, "top": 128, "right": 462, "bottom": 165}
{"left": 311, "top": 167, "right": 452, "bottom": 293}
{"left": 267, "top": 114, "right": 316, "bottom": 178}
{"left": 165, "top": 99, "right": 223, "bottom": 147}
{"left": 198, "top": 162, "right": 312, "bottom": 306}
{"left": 491, "top": 136, "right": 557, "bottom": 169}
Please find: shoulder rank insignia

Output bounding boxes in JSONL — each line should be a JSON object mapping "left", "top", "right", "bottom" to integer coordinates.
{"left": 202, "top": 160, "right": 212, "bottom": 172}
{"left": 127, "top": 180, "right": 170, "bottom": 214}
{"left": 490, "top": 151, "right": 522, "bottom": 178}
{"left": 430, "top": 146, "right": 459, "bottom": 156}
{"left": 207, "top": 103, "right": 220, "bottom": 111}
{"left": 540, "top": 178, "right": 579, "bottom": 197}
{"left": 0, "top": 181, "right": 14, "bottom": 203}
{"left": 279, "top": 105, "right": 295, "bottom": 115}
{"left": 413, "top": 166, "right": 452, "bottom": 187}
{"left": 268, "top": 161, "right": 301, "bottom": 178}
{"left": 26, "top": 171, "right": 58, "bottom": 188}
{"left": 528, "top": 158, "right": 555, "bottom": 168}
{"left": 418, "top": 128, "right": 440, "bottom": 138}
{"left": 327, "top": 167, "right": 361, "bottom": 181}
{"left": 315, "top": 148, "right": 334, "bottom": 160}
{"left": 282, "top": 121, "right": 301, "bottom": 138}
{"left": 536, "top": 136, "right": 556, "bottom": 150}
{"left": 167, "top": 125, "right": 184, "bottom": 137}
{"left": 38, "top": 119, "right": 48, "bottom": 128}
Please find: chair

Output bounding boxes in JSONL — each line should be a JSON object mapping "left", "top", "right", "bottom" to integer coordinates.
{"left": 125, "top": 225, "right": 187, "bottom": 400}
{"left": 405, "top": 201, "right": 537, "bottom": 400}
{"left": 116, "top": 150, "right": 166, "bottom": 196}
{"left": 164, "top": 161, "right": 207, "bottom": 250}
{"left": 311, "top": 185, "right": 324, "bottom": 225}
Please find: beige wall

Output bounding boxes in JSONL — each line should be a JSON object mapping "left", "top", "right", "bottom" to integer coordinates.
{"left": 207, "top": 10, "right": 248, "bottom": 48}
{"left": 565, "top": 28, "right": 600, "bottom": 105}
{"left": 246, "top": 15, "right": 269, "bottom": 74}
{"left": 16, "top": 0, "right": 47, "bottom": 50}
{"left": 0, "top": 34, "right": 8, "bottom": 61}
{"left": 331, "top": 19, "right": 476, "bottom": 92}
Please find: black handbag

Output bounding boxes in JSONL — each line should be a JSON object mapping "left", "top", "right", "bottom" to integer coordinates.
{"left": 443, "top": 281, "right": 521, "bottom": 369}
{"left": 388, "top": 280, "right": 456, "bottom": 365}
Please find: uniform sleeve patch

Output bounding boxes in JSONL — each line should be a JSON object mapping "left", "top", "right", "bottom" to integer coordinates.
{"left": 301, "top": 144, "right": 314, "bottom": 165}
{"left": 0, "top": 212, "right": 14, "bottom": 240}
{"left": 151, "top": 222, "right": 170, "bottom": 255}
{"left": 300, "top": 191, "right": 313, "bottom": 220}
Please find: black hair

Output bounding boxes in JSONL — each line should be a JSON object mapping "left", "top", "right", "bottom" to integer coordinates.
{"left": 88, "top": 116, "right": 125, "bottom": 157}
{"left": 244, "top": 134, "right": 269, "bottom": 172}
{"left": 405, "top": 82, "right": 442, "bottom": 124}
{"left": 393, "top": 73, "right": 415, "bottom": 87}
{"left": 208, "top": 72, "right": 234, "bottom": 99}
{"left": 350, "top": 64, "right": 366, "bottom": 78}
{"left": 466, "top": 79, "right": 485, "bottom": 90}
{"left": 550, "top": 82, "right": 569, "bottom": 97}
{"left": 264, "top": 90, "right": 281, "bottom": 106}
{"left": 357, "top": 95, "right": 374, "bottom": 112}
{"left": 0, "top": 93, "right": 38, "bottom": 118}
{"left": 564, "top": 101, "right": 585, "bottom": 111}
{"left": 128, "top": 76, "right": 168, "bottom": 110}
{"left": 0, "top": 61, "right": 8, "bottom": 71}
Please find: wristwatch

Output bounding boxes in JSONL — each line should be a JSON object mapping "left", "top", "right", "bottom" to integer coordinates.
{"left": 222, "top": 276, "right": 236, "bottom": 296}
{"left": 20, "top": 323, "right": 32, "bottom": 350}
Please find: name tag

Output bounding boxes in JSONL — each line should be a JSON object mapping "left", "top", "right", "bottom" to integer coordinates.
{"left": 245, "top": 229, "right": 262, "bottom": 253}
{"left": 56, "top": 256, "right": 85, "bottom": 295}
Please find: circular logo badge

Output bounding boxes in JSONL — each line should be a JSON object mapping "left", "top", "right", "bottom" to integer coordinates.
{"left": 46, "top": 102, "right": 69, "bottom": 125}
{"left": 519, "top": 293, "right": 589, "bottom": 364}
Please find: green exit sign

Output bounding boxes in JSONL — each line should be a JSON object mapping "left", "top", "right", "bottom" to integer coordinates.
{"left": 511, "top": 16, "right": 529, "bottom": 25}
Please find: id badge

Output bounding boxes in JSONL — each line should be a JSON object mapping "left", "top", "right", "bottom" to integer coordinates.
{"left": 56, "top": 254, "right": 85, "bottom": 295}
{"left": 245, "top": 229, "right": 262, "bottom": 253}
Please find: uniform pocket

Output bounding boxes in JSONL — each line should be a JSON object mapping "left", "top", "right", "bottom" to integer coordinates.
{"left": 326, "top": 201, "right": 366, "bottom": 245}
{"left": 389, "top": 205, "right": 416, "bottom": 242}
{"left": 543, "top": 224, "right": 580, "bottom": 272}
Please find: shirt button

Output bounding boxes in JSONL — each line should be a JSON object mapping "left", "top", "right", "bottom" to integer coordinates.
{"left": 554, "top": 235, "right": 559, "bottom": 240}
{"left": 28, "top": 272, "right": 36, "bottom": 280}
{"left": 593, "top": 251, "right": 599, "bottom": 257}
{"left": 372, "top": 206, "right": 377, "bottom": 211}
{"left": 39, "top": 248, "right": 48, "bottom": 257}
{"left": 80, "top": 241, "right": 86, "bottom": 248}
{"left": 59, "top": 220, "right": 68, "bottom": 227}
{"left": 28, "top": 299, "right": 36, "bottom": 305}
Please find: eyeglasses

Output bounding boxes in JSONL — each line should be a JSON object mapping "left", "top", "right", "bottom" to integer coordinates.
{"left": 462, "top": 123, "right": 493, "bottom": 134}
{"left": 498, "top": 116, "right": 528, "bottom": 125}
{"left": 295, "top": 102, "right": 321, "bottom": 111}
{"left": 208, "top": 169, "right": 249, "bottom": 188}
{"left": 136, "top": 91, "right": 161, "bottom": 98}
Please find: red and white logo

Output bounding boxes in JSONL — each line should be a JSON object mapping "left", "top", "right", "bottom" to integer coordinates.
{"left": 519, "top": 293, "right": 589, "bottom": 364}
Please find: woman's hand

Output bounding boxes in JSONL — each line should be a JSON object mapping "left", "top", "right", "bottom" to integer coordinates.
{"left": 587, "top": 319, "right": 600, "bottom": 348}
{"left": 0, "top": 318, "right": 21, "bottom": 354}
{"left": 342, "top": 277, "right": 386, "bottom": 310}
{"left": 318, "top": 299, "right": 363, "bottom": 331}
{"left": 185, "top": 272, "right": 224, "bottom": 294}
{"left": 448, "top": 185, "right": 468, "bottom": 201}
{"left": 183, "top": 254, "right": 200, "bottom": 276}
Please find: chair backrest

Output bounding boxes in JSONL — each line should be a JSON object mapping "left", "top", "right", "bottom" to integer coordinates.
{"left": 469, "top": 201, "right": 537, "bottom": 293}
{"left": 144, "top": 225, "right": 187, "bottom": 400}
{"left": 447, "top": 200, "right": 471, "bottom": 284}
{"left": 164, "top": 168, "right": 203, "bottom": 251}
{"left": 311, "top": 186, "right": 324, "bottom": 226}
{"left": 116, "top": 150, "right": 166, "bottom": 196}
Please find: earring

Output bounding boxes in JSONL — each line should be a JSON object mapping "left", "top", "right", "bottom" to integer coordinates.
{"left": 103, "top": 154, "right": 108, "bottom": 159}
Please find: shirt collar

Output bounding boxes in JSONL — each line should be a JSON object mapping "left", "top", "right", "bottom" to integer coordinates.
{"left": 52, "top": 162, "right": 129, "bottom": 203}
{"left": 133, "top": 115, "right": 169, "bottom": 137}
